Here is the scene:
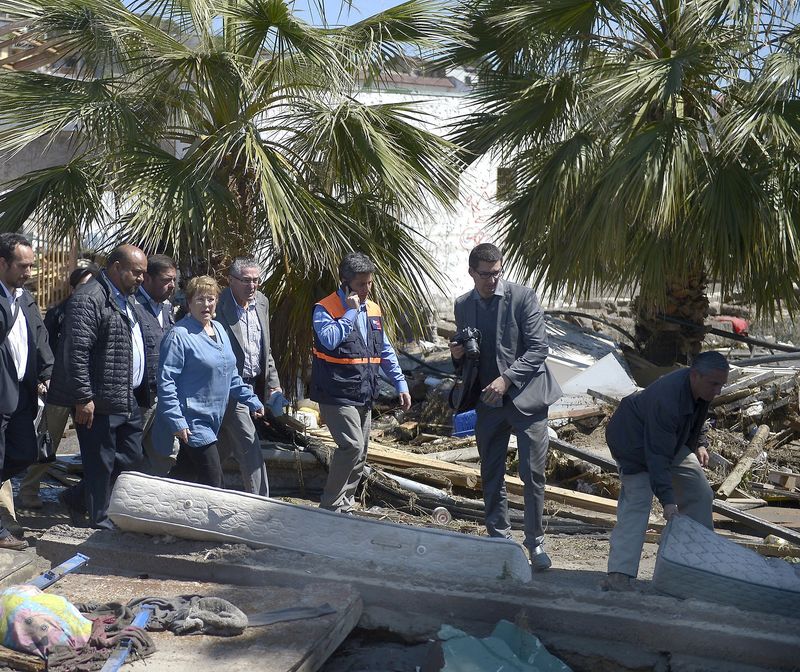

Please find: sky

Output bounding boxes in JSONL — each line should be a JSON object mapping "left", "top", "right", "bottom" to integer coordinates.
{"left": 290, "top": 0, "right": 408, "bottom": 25}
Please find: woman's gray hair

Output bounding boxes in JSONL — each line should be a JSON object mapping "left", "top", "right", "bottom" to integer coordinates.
{"left": 229, "top": 256, "right": 261, "bottom": 278}
{"left": 338, "top": 252, "right": 376, "bottom": 282}
{"left": 690, "top": 351, "right": 729, "bottom": 374}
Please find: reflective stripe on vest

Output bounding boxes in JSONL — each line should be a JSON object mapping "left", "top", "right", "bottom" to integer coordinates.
{"left": 312, "top": 348, "right": 381, "bottom": 365}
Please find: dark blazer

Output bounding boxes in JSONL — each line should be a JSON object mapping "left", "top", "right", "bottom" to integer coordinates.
{"left": 133, "top": 290, "right": 174, "bottom": 407}
{"left": 0, "top": 288, "right": 53, "bottom": 415}
{"left": 216, "top": 287, "right": 280, "bottom": 399}
{"left": 453, "top": 280, "right": 561, "bottom": 415}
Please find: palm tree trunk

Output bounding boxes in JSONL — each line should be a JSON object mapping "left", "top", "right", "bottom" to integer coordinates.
{"left": 633, "top": 269, "right": 709, "bottom": 366}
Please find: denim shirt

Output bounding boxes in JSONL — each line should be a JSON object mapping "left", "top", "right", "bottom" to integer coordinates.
{"left": 154, "top": 315, "right": 263, "bottom": 450}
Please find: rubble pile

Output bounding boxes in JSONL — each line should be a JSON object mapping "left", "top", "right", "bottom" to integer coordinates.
{"left": 302, "top": 310, "right": 800, "bottom": 560}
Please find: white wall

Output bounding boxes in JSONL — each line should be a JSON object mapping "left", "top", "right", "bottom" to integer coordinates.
{"left": 356, "top": 84, "right": 504, "bottom": 314}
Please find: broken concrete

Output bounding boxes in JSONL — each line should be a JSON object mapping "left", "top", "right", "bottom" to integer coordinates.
{"left": 51, "top": 573, "right": 362, "bottom": 672}
{"left": 36, "top": 527, "right": 800, "bottom": 671}
{"left": 0, "top": 548, "right": 42, "bottom": 589}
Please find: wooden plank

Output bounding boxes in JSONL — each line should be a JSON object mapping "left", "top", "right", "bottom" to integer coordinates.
{"left": 549, "top": 437, "right": 616, "bottom": 471}
{"left": 586, "top": 389, "right": 621, "bottom": 407}
{"left": 717, "top": 378, "right": 795, "bottom": 414}
{"left": 723, "top": 498, "right": 769, "bottom": 511}
{"left": 364, "top": 443, "right": 618, "bottom": 515}
{"left": 768, "top": 470, "right": 799, "bottom": 491}
{"left": 291, "top": 589, "right": 362, "bottom": 672}
{"left": 0, "top": 645, "right": 45, "bottom": 671}
{"left": 716, "top": 424, "right": 770, "bottom": 499}
{"left": 751, "top": 482, "right": 800, "bottom": 503}
{"left": 547, "top": 406, "right": 605, "bottom": 421}
{"left": 55, "top": 574, "right": 361, "bottom": 672}
{"left": 714, "top": 370, "right": 782, "bottom": 401}
{"left": 425, "top": 445, "right": 481, "bottom": 462}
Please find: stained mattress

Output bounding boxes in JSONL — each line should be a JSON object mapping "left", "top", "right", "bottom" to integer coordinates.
{"left": 108, "top": 472, "right": 532, "bottom": 583}
{"left": 653, "top": 514, "right": 800, "bottom": 618}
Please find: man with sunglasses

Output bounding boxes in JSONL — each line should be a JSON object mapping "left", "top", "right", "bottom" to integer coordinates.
{"left": 450, "top": 243, "right": 561, "bottom": 571}
{"left": 216, "top": 256, "right": 280, "bottom": 496}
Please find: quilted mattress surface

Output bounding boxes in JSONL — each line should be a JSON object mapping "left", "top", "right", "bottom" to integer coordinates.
{"left": 108, "top": 472, "right": 532, "bottom": 583}
{"left": 653, "top": 514, "right": 800, "bottom": 617}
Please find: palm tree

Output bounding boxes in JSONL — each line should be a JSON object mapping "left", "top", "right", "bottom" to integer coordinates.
{"left": 447, "top": 0, "right": 800, "bottom": 364}
{"left": 0, "top": 0, "right": 464, "bottom": 385}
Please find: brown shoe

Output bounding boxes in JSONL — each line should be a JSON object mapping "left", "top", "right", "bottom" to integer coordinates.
{"left": 0, "top": 515, "right": 24, "bottom": 539}
{"left": 0, "top": 535, "right": 28, "bottom": 551}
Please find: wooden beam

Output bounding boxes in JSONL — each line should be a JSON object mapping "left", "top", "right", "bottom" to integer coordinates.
{"left": 547, "top": 406, "right": 605, "bottom": 421}
{"left": 586, "top": 389, "right": 621, "bottom": 407}
{"left": 363, "top": 442, "right": 619, "bottom": 515}
{"left": 716, "top": 424, "right": 770, "bottom": 500}
{"left": 713, "top": 370, "right": 782, "bottom": 403}
{"left": 425, "top": 445, "right": 481, "bottom": 463}
{"left": 549, "top": 437, "right": 616, "bottom": 471}
{"left": 712, "top": 499, "right": 800, "bottom": 546}
{"left": 0, "top": 645, "right": 45, "bottom": 671}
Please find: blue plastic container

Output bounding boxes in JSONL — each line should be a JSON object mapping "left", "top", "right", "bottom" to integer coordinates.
{"left": 452, "top": 409, "right": 477, "bottom": 437}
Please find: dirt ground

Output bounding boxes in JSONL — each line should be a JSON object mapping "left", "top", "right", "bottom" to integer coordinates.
{"left": 7, "top": 418, "right": 781, "bottom": 672}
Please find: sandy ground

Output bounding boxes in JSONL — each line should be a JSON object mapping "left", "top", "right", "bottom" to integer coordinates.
{"left": 0, "top": 429, "right": 708, "bottom": 672}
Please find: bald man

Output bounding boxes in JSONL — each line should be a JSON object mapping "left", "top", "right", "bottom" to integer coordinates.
{"left": 48, "top": 244, "right": 150, "bottom": 529}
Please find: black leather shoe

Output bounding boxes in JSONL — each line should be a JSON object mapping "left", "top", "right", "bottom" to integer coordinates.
{"left": 0, "top": 534, "right": 28, "bottom": 550}
{"left": 529, "top": 544, "right": 553, "bottom": 571}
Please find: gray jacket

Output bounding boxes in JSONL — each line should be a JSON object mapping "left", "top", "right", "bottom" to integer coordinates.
{"left": 216, "top": 287, "right": 280, "bottom": 399}
{"left": 605, "top": 368, "right": 709, "bottom": 507}
{"left": 453, "top": 280, "right": 561, "bottom": 415}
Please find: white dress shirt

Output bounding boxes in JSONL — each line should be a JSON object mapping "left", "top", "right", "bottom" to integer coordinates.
{"left": 1, "top": 281, "right": 28, "bottom": 382}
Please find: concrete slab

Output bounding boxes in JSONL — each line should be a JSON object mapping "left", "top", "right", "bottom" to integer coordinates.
{"left": 0, "top": 548, "right": 41, "bottom": 588}
{"left": 36, "top": 526, "right": 800, "bottom": 671}
{"left": 52, "top": 574, "right": 362, "bottom": 672}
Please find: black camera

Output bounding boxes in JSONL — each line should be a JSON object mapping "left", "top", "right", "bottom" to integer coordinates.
{"left": 452, "top": 327, "right": 481, "bottom": 359}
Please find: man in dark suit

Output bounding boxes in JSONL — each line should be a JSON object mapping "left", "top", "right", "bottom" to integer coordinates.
{"left": 0, "top": 233, "right": 53, "bottom": 548}
{"left": 450, "top": 243, "right": 562, "bottom": 571}
{"left": 134, "top": 254, "right": 177, "bottom": 476}
{"left": 216, "top": 256, "right": 281, "bottom": 495}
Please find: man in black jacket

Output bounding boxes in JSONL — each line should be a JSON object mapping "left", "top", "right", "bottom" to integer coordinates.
{"left": 49, "top": 244, "right": 149, "bottom": 529}
{"left": 0, "top": 233, "right": 53, "bottom": 548}
{"left": 603, "top": 352, "right": 728, "bottom": 591}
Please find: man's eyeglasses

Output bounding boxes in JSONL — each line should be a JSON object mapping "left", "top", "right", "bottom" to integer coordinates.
{"left": 472, "top": 268, "right": 503, "bottom": 280}
{"left": 233, "top": 275, "right": 260, "bottom": 285}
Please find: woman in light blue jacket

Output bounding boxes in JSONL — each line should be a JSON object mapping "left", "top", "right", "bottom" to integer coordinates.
{"left": 154, "top": 275, "right": 263, "bottom": 488}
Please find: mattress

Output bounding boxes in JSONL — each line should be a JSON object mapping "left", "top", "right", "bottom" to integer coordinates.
{"left": 653, "top": 514, "right": 800, "bottom": 618}
{"left": 108, "top": 472, "right": 532, "bottom": 584}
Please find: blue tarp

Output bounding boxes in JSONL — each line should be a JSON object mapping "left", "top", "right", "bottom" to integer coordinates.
{"left": 439, "top": 620, "right": 572, "bottom": 672}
